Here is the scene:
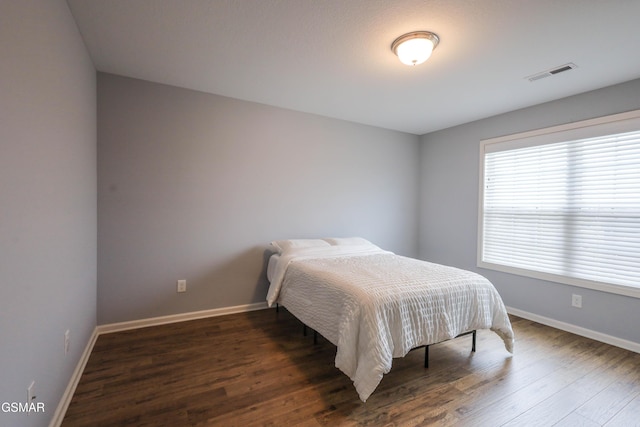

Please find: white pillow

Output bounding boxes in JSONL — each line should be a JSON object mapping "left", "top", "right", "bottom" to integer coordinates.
{"left": 323, "top": 237, "right": 376, "bottom": 247}
{"left": 270, "top": 238, "right": 331, "bottom": 254}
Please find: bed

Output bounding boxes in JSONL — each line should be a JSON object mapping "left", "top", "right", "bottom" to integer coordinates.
{"left": 266, "top": 237, "right": 514, "bottom": 402}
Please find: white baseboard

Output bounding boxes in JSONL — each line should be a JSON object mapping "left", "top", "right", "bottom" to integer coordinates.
{"left": 50, "top": 301, "right": 270, "bottom": 426}
{"left": 507, "top": 306, "right": 640, "bottom": 354}
{"left": 49, "top": 327, "right": 99, "bottom": 427}
{"left": 97, "top": 301, "right": 269, "bottom": 334}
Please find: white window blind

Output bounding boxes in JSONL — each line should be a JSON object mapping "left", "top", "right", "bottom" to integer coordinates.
{"left": 478, "top": 111, "right": 640, "bottom": 298}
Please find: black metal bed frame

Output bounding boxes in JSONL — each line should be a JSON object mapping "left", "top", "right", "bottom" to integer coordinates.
{"left": 277, "top": 303, "right": 477, "bottom": 369}
{"left": 415, "top": 330, "right": 476, "bottom": 368}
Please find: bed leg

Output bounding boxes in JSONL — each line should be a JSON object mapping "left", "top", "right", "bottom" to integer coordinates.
{"left": 424, "top": 345, "right": 429, "bottom": 369}
{"left": 472, "top": 330, "right": 476, "bottom": 352}
{"left": 275, "top": 303, "right": 279, "bottom": 313}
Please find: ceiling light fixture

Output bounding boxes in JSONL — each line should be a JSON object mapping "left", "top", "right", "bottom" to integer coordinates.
{"left": 391, "top": 31, "right": 440, "bottom": 66}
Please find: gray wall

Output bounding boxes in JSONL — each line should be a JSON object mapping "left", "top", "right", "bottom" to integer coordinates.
{"left": 97, "top": 73, "right": 420, "bottom": 324}
{"left": 419, "top": 79, "right": 640, "bottom": 345}
{"left": 0, "top": 1, "right": 97, "bottom": 426}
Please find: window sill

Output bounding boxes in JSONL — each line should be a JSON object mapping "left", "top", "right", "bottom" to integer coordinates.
{"left": 478, "top": 260, "right": 640, "bottom": 299}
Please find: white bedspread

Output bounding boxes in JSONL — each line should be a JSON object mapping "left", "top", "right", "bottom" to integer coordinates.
{"left": 266, "top": 245, "right": 514, "bottom": 402}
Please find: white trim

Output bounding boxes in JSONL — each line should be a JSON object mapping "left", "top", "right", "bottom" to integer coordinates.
{"left": 481, "top": 109, "right": 640, "bottom": 147}
{"left": 49, "top": 327, "right": 99, "bottom": 427}
{"left": 507, "top": 306, "right": 640, "bottom": 354}
{"left": 97, "top": 302, "right": 268, "bottom": 334}
{"left": 479, "top": 263, "right": 640, "bottom": 299}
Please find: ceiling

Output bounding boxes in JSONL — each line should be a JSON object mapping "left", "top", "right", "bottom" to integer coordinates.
{"left": 66, "top": 0, "right": 640, "bottom": 135}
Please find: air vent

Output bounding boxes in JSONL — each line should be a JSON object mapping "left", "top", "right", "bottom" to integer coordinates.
{"left": 526, "top": 63, "right": 577, "bottom": 82}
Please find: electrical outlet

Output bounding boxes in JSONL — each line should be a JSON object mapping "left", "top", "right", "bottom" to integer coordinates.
{"left": 65, "top": 330, "right": 70, "bottom": 355}
{"left": 572, "top": 294, "right": 582, "bottom": 308}
{"left": 27, "top": 381, "right": 35, "bottom": 403}
{"left": 177, "top": 280, "right": 187, "bottom": 293}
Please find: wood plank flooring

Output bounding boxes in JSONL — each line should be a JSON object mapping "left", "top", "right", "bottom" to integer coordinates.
{"left": 62, "top": 309, "right": 640, "bottom": 426}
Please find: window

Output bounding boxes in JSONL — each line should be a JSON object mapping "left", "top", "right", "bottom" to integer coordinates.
{"left": 478, "top": 110, "right": 640, "bottom": 298}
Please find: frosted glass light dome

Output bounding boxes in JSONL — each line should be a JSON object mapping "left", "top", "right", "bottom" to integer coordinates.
{"left": 391, "top": 31, "right": 440, "bottom": 66}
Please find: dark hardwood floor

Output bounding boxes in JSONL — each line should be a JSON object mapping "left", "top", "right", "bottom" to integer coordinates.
{"left": 62, "top": 308, "right": 640, "bottom": 426}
